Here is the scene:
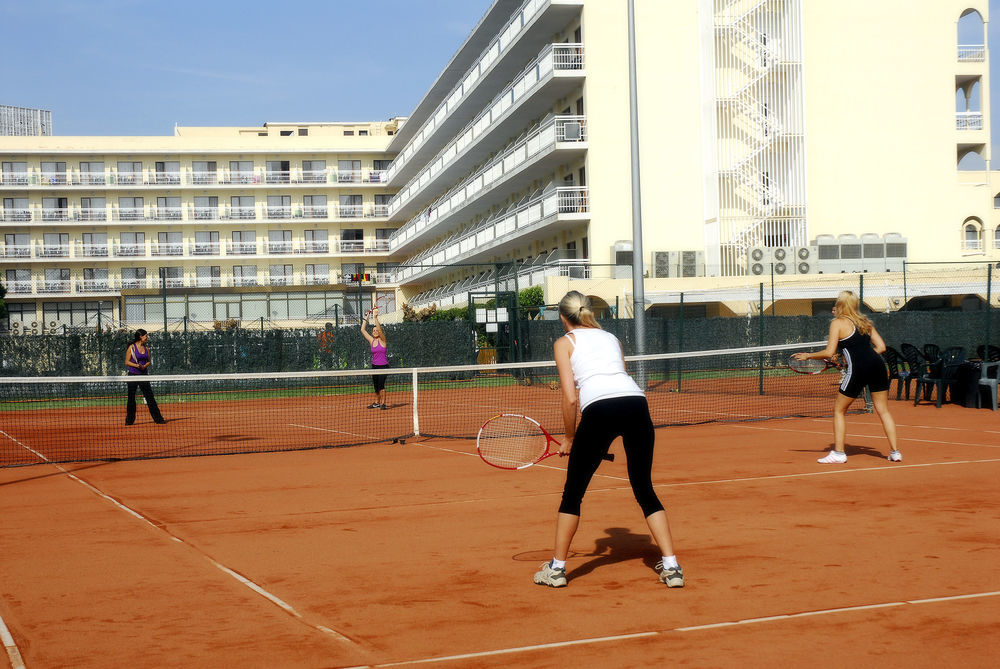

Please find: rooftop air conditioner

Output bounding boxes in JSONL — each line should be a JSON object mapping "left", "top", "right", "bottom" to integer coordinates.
{"left": 838, "top": 234, "right": 863, "bottom": 273}
{"left": 613, "top": 240, "right": 633, "bottom": 279}
{"left": 814, "top": 235, "right": 840, "bottom": 274}
{"left": 747, "top": 246, "right": 770, "bottom": 276}
{"left": 884, "top": 232, "right": 907, "bottom": 272}
{"left": 652, "top": 251, "right": 675, "bottom": 278}
{"left": 861, "top": 233, "right": 885, "bottom": 272}
{"left": 792, "top": 246, "right": 818, "bottom": 274}
{"left": 771, "top": 247, "right": 794, "bottom": 276}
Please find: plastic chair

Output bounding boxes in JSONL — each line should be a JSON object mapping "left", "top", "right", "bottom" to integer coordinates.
{"left": 882, "top": 346, "right": 912, "bottom": 400}
{"left": 975, "top": 345, "right": 1000, "bottom": 362}
{"left": 914, "top": 346, "right": 966, "bottom": 407}
{"left": 900, "top": 343, "right": 928, "bottom": 379}
{"left": 923, "top": 344, "right": 941, "bottom": 364}
{"left": 978, "top": 361, "right": 999, "bottom": 411}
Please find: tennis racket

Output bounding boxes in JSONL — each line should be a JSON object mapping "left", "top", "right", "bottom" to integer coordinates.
{"left": 788, "top": 355, "right": 841, "bottom": 375}
{"left": 364, "top": 294, "right": 392, "bottom": 320}
{"left": 477, "top": 413, "right": 614, "bottom": 470}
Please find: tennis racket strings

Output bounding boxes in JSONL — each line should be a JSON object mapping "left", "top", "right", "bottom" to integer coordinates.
{"left": 478, "top": 414, "right": 548, "bottom": 469}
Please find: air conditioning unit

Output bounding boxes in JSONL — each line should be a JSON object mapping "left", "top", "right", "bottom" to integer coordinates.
{"left": 747, "top": 246, "right": 770, "bottom": 276}
{"left": 652, "top": 251, "right": 675, "bottom": 278}
{"left": 838, "top": 234, "right": 863, "bottom": 273}
{"left": 792, "top": 246, "right": 818, "bottom": 274}
{"left": 771, "top": 247, "right": 794, "bottom": 276}
{"left": 884, "top": 232, "right": 907, "bottom": 272}
{"left": 814, "top": 234, "right": 839, "bottom": 274}
{"left": 613, "top": 240, "right": 633, "bottom": 279}
{"left": 679, "top": 250, "right": 705, "bottom": 277}
{"left": 861, "top": 233, "right": 885, "bottom": 272}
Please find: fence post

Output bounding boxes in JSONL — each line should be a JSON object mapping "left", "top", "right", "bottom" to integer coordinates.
{"left": 858, "top": 273, "right": 864, "bottom": 306}
{"left": 759, "top": 283, "right": 765, "bottom": 395}
{"left": 677, "top": 292, "right": 684, "bottom": 393}
{"left": 987, "top": 263, "right": 993, "bottom": 352}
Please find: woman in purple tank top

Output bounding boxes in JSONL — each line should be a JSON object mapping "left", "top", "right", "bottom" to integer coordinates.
{"left": 361, "top": 310, "right": 389, "bottom": 410}
{"left": 124, "top": 329, "right": 166, "bottom": 425}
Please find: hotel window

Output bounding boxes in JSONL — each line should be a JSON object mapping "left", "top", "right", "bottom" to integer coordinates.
{"left": 266, "top": 195, "right": 291, "bottom": 219}
{"left": 339, "top": 194, "right": 362, "bottom": 218}
{"left": 40, "top": 162, "right": 66, "bottom": 184}
{"left": 358, "top": 130, "right": 368, "bottom": 136}
{"left": 156, "top": 196, "right": 182, "bottom": 220}
{"left": 373, "top": 160, "right": 392, "bottom": 171}
{"left": 4, "top": 233, "right": 29, "bottom": 257}
{"left": 338, "top": 159, "right": 361, "bottom": 182}
{"left": 154, "top": 161, "right": 180, "bottom": 184}
{"left": 44, "top": 268, "right": 70, "bottom": 291}
{"left": 118, "top": 196, "right": 144, "bottom": 221}
{"left": 117, "top": 161, "right": 142, "bottom": 185}
{"left": 233, "top": 264, "right": 258, "bottom": 286}
{"left": 156, "top": 231, "right": 183, "bottom": 256}
{"left": 194, "top": 196, "right": 218, "bottom": 220}
{"left": 192, "top": 160, "right": 217, "bottom": 184}
{"left": 119, "top": 231, "right": 145, "bottom": 257}
{"left": 80, "top": 197, "right": 107, "bottom": 221}
{"left": 298, "top": 128, "right": 308, "bottom": 136}
{"left": 305, "top": 263, "right": 329, "bottom": 284}
{"left": 269, "top": 264, "right": 293, "bottom": 285}
{"left": 302, "top": 160, "right": 326, "bottom": 183}
{"left": 374, "top": 194, "right": 391, "bottom": 216}
{"left": 121, "top": 267, "right": 146, "bottom": 289}
{"left": 268, "top": 229, "right": 292, "bottom": 254}
{"left": 229, "top": 161, "right": 254, "bottom": 183}
{"left": 81, "top": 232, "right": 108, "bottom": 257}
{"left": 42, "top": 197, "right": 68, "bottom": 221}
{"left": 231, "top": 230, "right": 256, "bottom": 254}
{"left": 196, "top": 265, "right": 221, "bottom": 287}
{"left": 6, "top": 269, "right": 31, "bottom": 293}
{"left": 340, "top": 229, "right": 363, "bottom": 253}
{"left": 3, "top": 197, "right": 30, "bottom": 221}
{"left": 266, "top": 160, "right": 290, "bottom": 183}
{"left": 230, "top": 195, "right": 255, "bottom": 219}
{"left": 343, "top": 130, "right": 355, "bottom": 136}
{"left": 3, "top": 301, "right": 35, "bottom": 323}
{"left": 42, "top": 232, "right": 69, "bottom": 256}
{"left": 1, "top": 161, "right": 28, "bottom": 185}
{"left": 304, "top": 229, "right": 328, "bottom": 253}
{"left": 303, "top": 194, "right": 327, "bottom": 218}
{"left": 194, "top": 231, "right": 219, "bottom": 255}
{"left": 79, "top": 161, "right": 105, "bottom": 185}
{"left": 158, "top": 266, "right": 183, "bottom": 287}
{"left": 82, "top": 268, "right": 109, "bottom": 290}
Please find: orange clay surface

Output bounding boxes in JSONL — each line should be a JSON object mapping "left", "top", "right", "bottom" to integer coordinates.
{"left": 0, "top": 400, "right": 998, "bottom": 668}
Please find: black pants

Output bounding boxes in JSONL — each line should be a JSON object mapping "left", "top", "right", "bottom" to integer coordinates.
{"left": 126, "top": 379, "right": 164, "bottom": 424}
{"left": 559, "top": 395, "right": 664, "bottom": 518}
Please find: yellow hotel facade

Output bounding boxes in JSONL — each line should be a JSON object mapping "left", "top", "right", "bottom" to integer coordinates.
{"left": 1, "top": 0, "right": 997, "bottom": 330}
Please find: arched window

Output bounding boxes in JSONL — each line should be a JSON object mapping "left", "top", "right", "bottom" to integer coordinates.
{"left": 963, "top": 221, "right": 982, "bottom": 251}
{"left": 993, "top": 193, "right": 1000, "bottom": 209}
{"left": 994, "top": 225, "right": 1000, "bottom": 249}
{"left": 958, "top": 10, "right": 986, "bottom": 61}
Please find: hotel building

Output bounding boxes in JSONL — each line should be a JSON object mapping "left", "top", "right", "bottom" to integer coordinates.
{"left": 0, "top": 0, "right": 996, "bottom": 330}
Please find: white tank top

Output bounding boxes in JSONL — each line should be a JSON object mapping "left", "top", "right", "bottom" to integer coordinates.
{"left": 566, "top": 328, "right": 643, "bottom": 411}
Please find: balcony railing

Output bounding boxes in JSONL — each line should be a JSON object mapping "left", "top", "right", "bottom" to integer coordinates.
{"left": 267, "top": 241, "right": 294, "bottom": 254}
{"left": 1, "top": 245, "right": 30, "bottom": 258}
{"left": 0, "top": 208, "right": 31, "bottom": 222}
{"left": 151, "top": 243, "right": 184, "bottom": 256}
{"left": 1, "top": 203, "right": 388, "bottom": 225}
{"left": 958, "top": 44, "right": 986, "bottom": 62}
{"left": 190, "top": 242, "right": 221, "bottom": 256}
{"left": 956, "top": 111, "right": 983, "bottom": 130}
{"left": 114, "top": 243, "right": 146, "bottom": 257}
{"left": 388, "top": 43, "right": 585, "bottom": 206}
{"left": 390, "top": 115, "right": 588, "bottom": 248}
{"left": 38, "top": 244, "right": 70, "bottom": 257}
{"left": 77, "top": 243, "right": 109, "bottom": 257}
{"left": 4, "top": 272, "right": 401, "bottom": 295}
{"left": 228, "top": 241, "right": 259, "bottom": 255}
{"left": 5, "top": 167, "right": 388, "bottom": 187}
{"left": 76, "top": 208, "right": 108, "bottom": 221}
{"left": 75, "top": 279, "right": 111, "bottom": 293}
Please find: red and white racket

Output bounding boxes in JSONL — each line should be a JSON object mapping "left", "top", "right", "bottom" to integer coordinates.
{"left": 365, "top": 294, "right": 392, "bottom": 320}
{"left": 788, "top": 355, "right": 841, "bottom": 375}
{"left": 477, "top": 413, "right": 614, "bottom": 470}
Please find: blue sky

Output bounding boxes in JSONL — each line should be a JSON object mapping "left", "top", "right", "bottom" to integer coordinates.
{"left": 1, "top": 0, "right": 999, "bottom": 158}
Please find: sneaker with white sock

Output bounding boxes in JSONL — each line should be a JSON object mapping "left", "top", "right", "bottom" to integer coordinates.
{"left": 888, "top": 450, "right": 902, "bottom": 462}
{"left": 817, "top": 451, "right": 847, "bottom": 464}
{"left": 656, "top": 561, "right": 684, "bottom": 587}
{"left": 533, "top": 561, "right": 567, "bottom": 588}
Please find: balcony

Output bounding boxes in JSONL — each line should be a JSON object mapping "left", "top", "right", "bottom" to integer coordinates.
{"left": 227, "top": 241, "right": 260, "bottom": 255}
{"left": 387, "top": 43, "right": 585, "bottom": 215}
{"left": 390, "top": 115, "right": 588, "bottom": 251}
{"left": 190, "top": 242, "right": 221, "bottom": 256}
{"left": 386, "top": 0, "right": 585, "bottom": 184}
{"left": 114, "top": 243, "right": 146, "bottom": 257}
{"left": 75, "top": 279, "right": 111, "bottom": 293}
{"left": 956, "top": 111, "right": 983, "bottom": 130}
{"left": 77, "top": 243, "right": 109, "bottom": 257}
{"left": 6, "top": 280, "right": 33, "bottom": 294}
{"left": 394, "top": 185, "right": 589, "bottom": 285}
{"left": 151, "top": 243, "right": 184, "bottom": 257}
{"left": 39, "top": 280, "right": 71, "bottom": 294}
{"left": 76, "top": 208, "right": 108, "bottom": 222}
{"left": 153, "top": 171, "right": 182, "bottom": 185}
{"left": 38, "top": 244, "right": 70, "bottom": 258}
{"left": 225, "top": 206, "right": 257, "bottom": 220}
{"left": 153, "top": 207, "right": 183, "bottom": 221}
{"left": 42, "top": 209, "right": 69, "bottom": 222}
{"left": 192, "top": 207, "right": 220, "bottom": 220}
{"left": 265, "top": 206, "right": 293, "bottom": 220}
{"left": 267, "top": 241, "right": 294, "bottom": 254}
{"left": 2, "top": 245, "right": 30, "bottom": 258}
{"left": 958, "top": 44, "right": 986, "bottom": 62}
{"left": 0, "top": 208, "right": 31, "bottom": 222}
{"left": 116, "top": 208, "right": 147, "bottom": 222}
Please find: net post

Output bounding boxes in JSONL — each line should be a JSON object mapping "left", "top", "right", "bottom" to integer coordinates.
{"left": 758, "top": 283, "right": 765, "bottom": 395}
{"left": 986, "top": 263, "right": 992, "bottom": 352}
{"left": 411, "top": 368, "right": 420, "bottom": 436}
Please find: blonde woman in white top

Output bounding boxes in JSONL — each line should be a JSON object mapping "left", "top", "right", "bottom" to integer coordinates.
{"left": 533, "top": 291, "right": 683, "bottom": 589}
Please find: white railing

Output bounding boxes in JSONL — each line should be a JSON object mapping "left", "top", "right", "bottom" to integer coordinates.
{"left": 189, "top": 242, "right": 221, "bottom": 256}
{"left": 0, "top": 208, "right": 31, "bottom": 222}
{"left": 151, "top": 243, "right": 184, "bottom": 256}
{"left": 956, "top": 111, "right": 983, "bottom": 130}
{"left": 75, "top": 208, "right": 109, "bottom": 221}
{"left": 390, "top": 115, "right": 587, "bottom": 248}
{"left": 387, "top": 41, "right": 585, "bottom": 190}
{"left": 2, "top": 203, "right": 387, "bottom": 225}
{"left": 386, "top": 0, "right": 555, "bottom": 182}
{"left": 152, "top": 207, "right": 183, "bottom": 220}
{"left": 76, "top": 243, "right": 109, "bottom": 257}
{"left": 36, "top": 243, "right": 70, "bottom": 257}
{"left": 114, "top": 243, "right": 147, "bottom": 257}
{"left": 394, "top": 186, "right": 589, "bottom": 284}
{"left": 958, "top": 44, "right": 986, "bottom": 62}
{"left": 75, "top": 279, "right": 112, "bottom": 293}
{"left": 0, "top": 238, "right": 392, "bottom": 261}
{"left": 6, "top": 167, "right": 387, "bottom": 187}
{"left": 1, "top": 245, "right": 31, "bottom": 258}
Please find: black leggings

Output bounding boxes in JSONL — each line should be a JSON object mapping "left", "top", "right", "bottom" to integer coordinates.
{"left": 558, "top": 395, "right": 664, "bottom": 518}
{"left": 371, "top": 364, "right": 389, "bottom": 393}
{"left": 126, "top": 379, "right": 164, "bottom": 424}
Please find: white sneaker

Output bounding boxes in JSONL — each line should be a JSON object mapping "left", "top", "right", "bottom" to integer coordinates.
{"left": 888, "top": 450, "right": 902, "bottom": 462}
{"left": 817, "top": 451, "right": 847, "bottom": 464}
{"left": 533, "top": 562, "right": 567, "bottom": 588}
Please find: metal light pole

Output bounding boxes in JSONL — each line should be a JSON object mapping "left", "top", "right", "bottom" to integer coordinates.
{"left": 627, "top": 0, "right": 647, "bottom": 370}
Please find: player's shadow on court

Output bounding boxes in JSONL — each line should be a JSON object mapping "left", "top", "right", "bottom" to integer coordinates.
{"left": 567, "top": 527, "right": 658, "bottom": 580}
{"left": 793, "top": 443, "right": 887, "bottom": 460}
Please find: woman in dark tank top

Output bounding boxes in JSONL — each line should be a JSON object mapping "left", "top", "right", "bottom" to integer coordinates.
{"left": 124, "top": 329, "right": 165, "bottom": 425}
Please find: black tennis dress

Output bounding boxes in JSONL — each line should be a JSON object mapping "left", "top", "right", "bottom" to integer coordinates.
{"left": 837, "top": 325, "right": 890, "bottom": 398}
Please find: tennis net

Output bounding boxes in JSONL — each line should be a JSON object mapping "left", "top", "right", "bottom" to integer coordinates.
{"left": 0, "top": 340, "right": 864, "bottom": 467}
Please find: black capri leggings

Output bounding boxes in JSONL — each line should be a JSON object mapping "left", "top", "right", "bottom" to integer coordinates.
{"left": 558, "top": 395, "right": 664, "bottom": 518}
{"left": 371, "top": 363, "right": 390, "bottom": 393}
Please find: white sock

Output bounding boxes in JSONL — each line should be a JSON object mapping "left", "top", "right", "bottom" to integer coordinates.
{"left": 661, "top": 555, "right": 679, "bottom": 569}
{"left": 550, "top": 558, "right": 566, "bottom": 570}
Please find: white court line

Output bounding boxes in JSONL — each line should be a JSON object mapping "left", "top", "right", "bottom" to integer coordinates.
{"left": 729, "top": 423, "right": 1000, "bottom": 449}
{"left": 345, "top": 590, "right": 1000, "bottom": 668}
{"left": 289, "top": 422, "right": 379, "bottom": 441}
{"left": 417, "top": 441, "right": 631, "bottom": 482}
{"left": 0, "top": 428, "right": 365, "bottom": 659}
{"left": 0, "top": 612, "right": 25, "bottom": 669}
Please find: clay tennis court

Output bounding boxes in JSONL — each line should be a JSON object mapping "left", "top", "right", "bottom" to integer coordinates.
{"left": 0, "top": 393, "right": 997, "bottom": 668}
